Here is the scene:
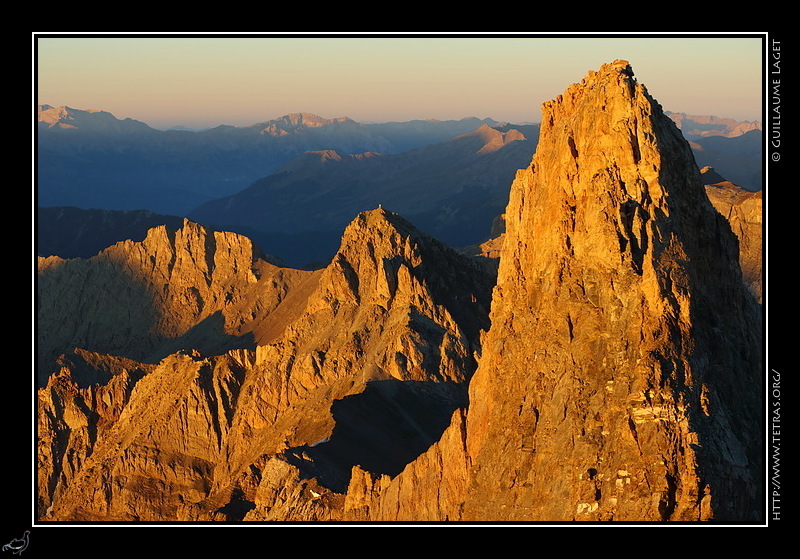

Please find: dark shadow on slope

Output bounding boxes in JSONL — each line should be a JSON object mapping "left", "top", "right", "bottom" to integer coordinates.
{"left": 284, "top": 379, "right": 467, "bottom": 493}
{"left": 37, "top": 253, "right": 162, "bottom": 386}
{"left": 649, "top": 109, "right": 764, "bottom": 521}
{"left": 215, "top": 487, "right": 256, "bottom": 521}
{"left": 146, "top": 311, "right": 256, "bottom": 363}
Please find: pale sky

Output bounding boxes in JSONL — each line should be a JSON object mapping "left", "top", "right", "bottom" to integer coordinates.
{"left": 34, "top": 33, "right": 765, "bottom": 130}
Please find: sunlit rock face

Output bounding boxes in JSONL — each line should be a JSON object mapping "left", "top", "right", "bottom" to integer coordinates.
{"left": 460, "top": 60, "right": 763, "bottom": 522}
{"left": 347, "top": 60, "right": 763, "bottom": 523}
{"left": 37, "top": 210, "right": 495, "bottom": 521}
{"left": 36, "top": 219, "right": 286, "bottom": 385}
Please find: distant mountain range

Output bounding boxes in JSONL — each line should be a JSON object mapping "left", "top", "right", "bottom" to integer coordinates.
{"left": 36, "top": 105, "right": 763, "bottom": 267}
{"left": 188, "top": 123, "right": 538, "bottom": 266}
{"left": 665, "top": 111, "right": 762, "bottom": 139}
{"left": 666, "top": 112, "right": 763, "bottom": 191}
{"left": 37, "top": 105, "right": 508, "bottom": 216}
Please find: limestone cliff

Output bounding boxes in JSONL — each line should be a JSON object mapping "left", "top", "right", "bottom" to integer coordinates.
{"left": 346, "top": 61, "right": 763, "bottom": 522}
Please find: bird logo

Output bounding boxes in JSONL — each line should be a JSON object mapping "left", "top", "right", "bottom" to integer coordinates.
{"left": 2, "top": 531, "right": 29, "bottom": 555}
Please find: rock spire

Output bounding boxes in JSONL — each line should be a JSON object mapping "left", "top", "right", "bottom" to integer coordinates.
{"left": 458, "top": 60, "right": 763, "bottom": 521}
{"left": 343, "top": 60, "right": 763, "bottom": 523}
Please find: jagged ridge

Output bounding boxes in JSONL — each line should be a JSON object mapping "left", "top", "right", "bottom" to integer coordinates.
{"left": 37, "top": 209, "right": 495, "bottom": 521}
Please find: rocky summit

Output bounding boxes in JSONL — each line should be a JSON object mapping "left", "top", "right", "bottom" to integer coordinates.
{"left": 335, "top": 60, "right": 763, "bottom": 523}
{"left": 457, "top": 60, "right": 763, "bottom": 522}
{"left": 36, "top": 61, "right": 763, "bottom": 524}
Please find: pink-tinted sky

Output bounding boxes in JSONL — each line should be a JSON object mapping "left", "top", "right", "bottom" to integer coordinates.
{"left": 35, "top": 33, "right": 765, "bottom": 130}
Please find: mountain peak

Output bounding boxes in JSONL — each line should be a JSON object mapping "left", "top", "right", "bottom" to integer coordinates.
{"left": 351, "top": 205, "right": 407, "bottom": 229}
{"left": 456, "top": 60, "right": 763, "bottom": 521}
{"left": 257, "top": 112, "right": 358, "bottom": 135}
{"left": 461, "top": 123, "right": 527, "bottom": 154}
{"left": 334, "top": 207, "right": 431, "bottom": 271}
{"left": 321, "top": 206, "right": 493, "bottom": 341}
{"left": 283, "top": 112, "right": 353, "bottom": 125}
{"left": 336, "top": 206, "right": 458, "bottom": 257}
{"left": 37, "top": 104, "right": 153, "bottom": 133}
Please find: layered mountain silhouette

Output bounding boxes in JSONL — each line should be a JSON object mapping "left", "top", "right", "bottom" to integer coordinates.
{"left": 686, "top": 130, "right": 763, "bottom": 191}
{"left": 37, "top": 104, "right": 760, "bottom": 268}
{"left": 36, "top": 61, "right": 764, "bottom": 523}
{"left": 666, "top": 112, "right": 763, "bottom": 190}
{"left": 188, "top": 123, "right": 537, "bottom": 266}
{"left": 37, "top": 105, "right": 508, "bottom": 215}
{"left": 667, "top": 112, "right": 762, "bottom": 139}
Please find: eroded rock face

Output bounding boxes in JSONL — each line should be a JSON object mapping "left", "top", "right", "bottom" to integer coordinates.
{"left": 36, "top": 219, "right": 309, "bottom": 385}
{"left": 38, "top": 350, "right": 252, "bottom": 521}
{"left": 461, "top": 60, "right": 762, "bottom": 522}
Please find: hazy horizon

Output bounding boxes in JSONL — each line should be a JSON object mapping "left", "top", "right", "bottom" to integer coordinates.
{"left": 35, "top": 33, "right": 765, "bottom": 131}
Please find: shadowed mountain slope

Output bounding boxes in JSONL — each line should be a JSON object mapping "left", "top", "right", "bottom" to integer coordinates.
{"left": 700, "top": 167, "right": 763, "bottom": 302}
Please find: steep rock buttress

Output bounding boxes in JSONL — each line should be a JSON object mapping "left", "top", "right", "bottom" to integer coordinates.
{"left": 461, "top": 60, "right": 763, "bottom": 522}
{"left": 348, "top": 60, "right": 763, "bottom": 523}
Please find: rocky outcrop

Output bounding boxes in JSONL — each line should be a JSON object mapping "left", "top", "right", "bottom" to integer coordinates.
{"left": 343, "top": 408, "right": 470, "bottom": 521}
{"left": 462, "top": 60, "right": 762, "bottom": 522}
{"left": 36, "top": 218, "right": 315, "bottom": 385}
{"left": 468, "top": 60, "right": 763, "bottom": 521}
{"left": 38, "top": 349, "right": 251, "bottom": 521}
